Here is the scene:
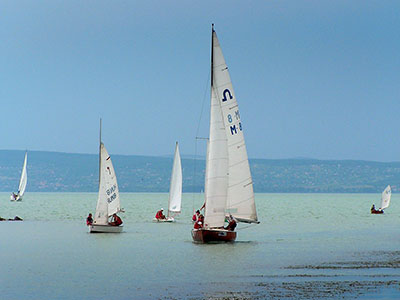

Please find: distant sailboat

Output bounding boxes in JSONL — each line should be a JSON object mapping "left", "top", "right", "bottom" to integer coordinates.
{"left": 154, "top": 142, "right": 182, "bottom": 222}
{"left": 191, "top": 25, "right": 259, "bottom": 243}
{"left": 89, "top": 120, "right": 124, "bottom": 233}
{"left": 371, "top": 185, "right": 391, "bottom": 214}
{"left": 10, "top": 151, "right": 28, "bottom": 201}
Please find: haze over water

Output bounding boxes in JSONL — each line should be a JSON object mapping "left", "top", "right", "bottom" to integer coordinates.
{"left": 1, "top": 192, "right": 400, "bottom": 299}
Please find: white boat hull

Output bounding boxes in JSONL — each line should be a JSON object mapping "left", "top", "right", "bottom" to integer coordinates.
{"left": 10, "top": 194, "right": 22, "bottom": 201}
{"left": 152, "top": 217, "right": 175, "bottom": 223}
{"left": 89, "top": 224, "right": 123, "bottom": 233}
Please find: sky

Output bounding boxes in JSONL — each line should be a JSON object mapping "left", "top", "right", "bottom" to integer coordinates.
{"left": 1, "top": 0, "right": 400, "bottom": 161}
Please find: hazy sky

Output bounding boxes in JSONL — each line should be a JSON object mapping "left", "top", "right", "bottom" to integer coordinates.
{"left": 1, "top": 1, "right": 399, "bottom": 161}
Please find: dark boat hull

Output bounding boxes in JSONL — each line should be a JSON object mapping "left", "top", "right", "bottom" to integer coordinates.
{"left": 371, "top": 209, "right": 384, "bottom": 214}
{"left": 191, "top": 228, "right": 237, "bottom": 243}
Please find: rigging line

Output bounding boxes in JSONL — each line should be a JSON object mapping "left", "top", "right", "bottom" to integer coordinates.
{"left": 236, "top": 223, "right": 257, "bottom": 231}
{"left": 192, "top": 69, "right": 211, "bottom": 213}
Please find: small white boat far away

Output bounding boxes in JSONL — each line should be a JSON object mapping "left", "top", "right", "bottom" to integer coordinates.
{"left": 371, "top": 185, "right": 391, "bottom": 214}
{"left": 153, "top": 142, "right": 182, "bottom": 222}
{"left": 10, "top": 151, "right": 28, "bottom": 202}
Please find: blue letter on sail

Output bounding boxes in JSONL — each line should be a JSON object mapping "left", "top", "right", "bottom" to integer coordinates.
{"left": 222, "top": 89, "right": 233, "bottom": 102}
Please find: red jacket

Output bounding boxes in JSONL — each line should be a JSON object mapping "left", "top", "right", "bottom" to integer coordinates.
{"left": 114, "top": 215, "right": 122, "bottom": 226}
{"left": 194, "top": 220, "right": 203, "bottom": 229}
{"left": 155, "top": 210, "right": 165, "bottom": 219}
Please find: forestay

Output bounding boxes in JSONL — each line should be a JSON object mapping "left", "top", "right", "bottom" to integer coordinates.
{"left": 94, "top": 143, "right": 121, "bottom": 225}
{"left": 168, "top": 142, "right": 182, "bottom": 215}
{"left": 380, "top": 185, "right": 391, "bottom": 210}
{"left": 211, "top": 29, "right": 258, "bottom": 223}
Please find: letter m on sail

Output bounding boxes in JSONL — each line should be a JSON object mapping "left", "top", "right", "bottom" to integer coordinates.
{"left": 230, "top": 125, "right": 237, "bottom": 135}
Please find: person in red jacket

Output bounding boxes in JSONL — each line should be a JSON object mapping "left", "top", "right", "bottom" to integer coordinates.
{"left": 193, "top": 214, "right": 204, "bottom": 229}
{"left": 192, "top": 210, "right": 200, "bottom": 222}
{"left": 86, "top": 213, "right": 93, "bottom": 226}
{"left": 155, "top": 208, "right": 166, "bottom": 220}
{"left": 109, "top": 213, "right": 123, "bottom": 226}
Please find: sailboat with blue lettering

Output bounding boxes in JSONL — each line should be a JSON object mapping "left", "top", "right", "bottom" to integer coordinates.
{"left": 191, "top": 25, "right": 259, "bottom": 243}
{"left": 89, "top": 119, "right": 124, "bottom": 233}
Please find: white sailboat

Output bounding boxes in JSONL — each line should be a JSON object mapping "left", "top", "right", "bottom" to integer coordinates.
{"left": 10, "top": 151, "right": 28, "bottom": 201}
{"left": 192, "top": 25, "right": 259, "bottom": 243}
{"left": 154, "top": 142, "right": 182, "bottom": 222}
{"left": 371, "top": 185, "right": 391, "bottom": 214}
{"left": 89, "top": 120, "right": 124, "bottom": 233}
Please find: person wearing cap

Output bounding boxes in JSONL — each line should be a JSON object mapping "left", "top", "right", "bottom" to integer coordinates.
{"left": 109, "top": 213, "right": 123, "bottom": 226}
{"left": 155, "top": 208, "right": 166, "bottom": 220}
{"left": 192, "top": 210, "right": 200, "bottom": 222}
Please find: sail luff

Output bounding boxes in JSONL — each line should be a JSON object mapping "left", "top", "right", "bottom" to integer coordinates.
{"left": 211, "top": 28, "right": 258, "bottom": 223}
{"left": 168, "top": 142, "right": 182, "bottom": 216}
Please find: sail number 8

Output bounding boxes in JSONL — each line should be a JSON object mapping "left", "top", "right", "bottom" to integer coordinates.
{"left": 228, "top": 110, "right": 242, "bottom": 135}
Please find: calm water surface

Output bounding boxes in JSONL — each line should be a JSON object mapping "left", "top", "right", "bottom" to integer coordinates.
{"left": 1, "top": 193, "right": 400, "bottom": 299}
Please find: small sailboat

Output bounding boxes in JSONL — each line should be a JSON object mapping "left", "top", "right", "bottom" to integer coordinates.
{"left": 89, "top": 120, "right": 124, "bottom": 233}
{"left": 10, "top": 151, "right": 28, "bottom": 201}
{"left": 371, "top": 185, "right": 391, "bottom": 214}
{"left": 191, "top": 25, "right": 259, "bottom": 243}
{"left": 154, "top": 142, "right": 182, "bottom": 222}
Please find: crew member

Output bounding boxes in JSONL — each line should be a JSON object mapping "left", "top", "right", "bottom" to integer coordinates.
{"left": 225, "top": 214, "right": 237, "bottom": 231}
{"left": 155, "top": 208, "right": 166, "bottom": 220}
{"left": 109, "top": 213, "right": 123, "bottom": 226}
{"left": 86, "top": 213, "right": 93, "bottom": 226}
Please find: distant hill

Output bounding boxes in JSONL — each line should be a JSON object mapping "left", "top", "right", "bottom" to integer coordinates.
{"left": 1, "top": 150, "right": 399, "bottom": 193}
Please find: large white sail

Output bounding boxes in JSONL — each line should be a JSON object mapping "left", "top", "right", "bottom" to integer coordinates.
{"left": 94, "top": 143, "right": 121, "bottom": 225}
{"left": 211, "top": 28, "right": 258, "bottom": 223}
{"left": 18, "top": 152, "right": 28, "bottom": 197}
{"left": 380, "top": 185, "right": 391, "bottom": 210}
{"left": 204, "top": 86, "right": 229, "bottom": 228}
{"left": 168, "top": 142, "right": 182, "bottom": 215}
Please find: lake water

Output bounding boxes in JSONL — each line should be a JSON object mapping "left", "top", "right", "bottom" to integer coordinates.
{"left": 1, "top": 193, "right": 400, "bottom": 299}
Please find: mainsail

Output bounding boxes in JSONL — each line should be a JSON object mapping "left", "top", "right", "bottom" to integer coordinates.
{"left": 18, "top": 152, "right": 28, "bottom": 197}
{"left": 168, "top": 142, "right": 182, "bottom": 216}
{"left": 204, "top": 86, "right": 229, "bottom": 228}
{"left": 94, "top": 142, "right": 121, "bottom": 225}
{"left": 203, "top": 25, "right": 258, "bottom": 228}
{"left": 380, "top": 185, "right": 391, "bottom": 210}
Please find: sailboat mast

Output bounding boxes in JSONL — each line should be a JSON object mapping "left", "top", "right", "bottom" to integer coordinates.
{"left": 99, "top": 118, "right": 102, "bottom": 185}
{"left": 211, "top": 23, "right": 214, "bottom": 88}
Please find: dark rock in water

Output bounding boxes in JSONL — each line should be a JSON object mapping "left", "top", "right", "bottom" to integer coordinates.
{"left": 7, "top": 216, "right": 23, "bottom": 221}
